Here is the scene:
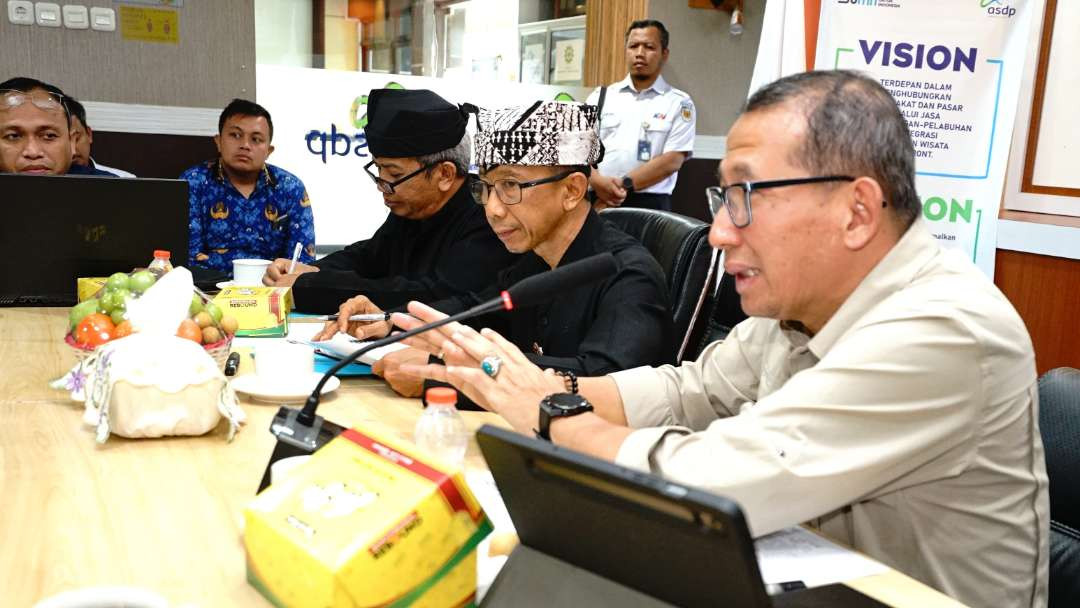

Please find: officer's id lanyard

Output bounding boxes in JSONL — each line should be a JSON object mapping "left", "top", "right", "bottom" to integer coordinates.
{"left": 637, "top": 122, "right": 652, "bottom": 162}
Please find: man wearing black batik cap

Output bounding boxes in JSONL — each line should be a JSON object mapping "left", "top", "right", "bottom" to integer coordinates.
{"left": 327, "top": 100, "right": 676, "bottom": 400}
{"left": 265, "top": 88, "right": 518, "bottom": 315}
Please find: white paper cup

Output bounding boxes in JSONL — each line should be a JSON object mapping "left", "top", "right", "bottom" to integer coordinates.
{"left": 255, "top": 342, "right": 314, "bottom": 382}
{"left": 232, "top": 258, "right": 272, "bottom": 286}
{"left": 270, "top": 455, "right": 311, "bottom": 485}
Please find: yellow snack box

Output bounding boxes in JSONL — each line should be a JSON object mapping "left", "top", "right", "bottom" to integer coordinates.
{"left": 244, "top": 426, "right": 490, "bottom": 608}
{"left": 212, "top": 286, "right": 293, "bottom": 337}
{"left": 77, "top": 277, "right": 108, "bottom": 303}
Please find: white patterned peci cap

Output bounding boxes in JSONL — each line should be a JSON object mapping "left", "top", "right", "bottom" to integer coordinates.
{"left": 472, "top": 100, "right": 603, "bottom": 169}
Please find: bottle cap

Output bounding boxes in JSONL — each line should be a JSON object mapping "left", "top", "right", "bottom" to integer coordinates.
{"left": 153, "top": 250, "right": 171, "bottom": 258}
{"left": 426, "top": 387, "right": 457, "bottom": 405}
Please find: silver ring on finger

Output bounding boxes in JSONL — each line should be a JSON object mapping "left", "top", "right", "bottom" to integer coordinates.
{"left": 481, "top": 355, "right": 502, "bottom": 379}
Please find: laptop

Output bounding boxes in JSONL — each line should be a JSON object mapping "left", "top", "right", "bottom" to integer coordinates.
{"left": 0, "top": 173, "right": 188, "bottom": 306}
{"left": 476, "top": 425, "right": 887, "bottom": 608}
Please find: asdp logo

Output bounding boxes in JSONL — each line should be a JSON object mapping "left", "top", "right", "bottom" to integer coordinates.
{"left": 980, "top": 0, "right": 1016, "bottom": 17}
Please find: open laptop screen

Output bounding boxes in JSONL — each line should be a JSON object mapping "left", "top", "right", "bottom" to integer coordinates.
{"left": 0, "top": 173, "right": 188, "bottom": 306}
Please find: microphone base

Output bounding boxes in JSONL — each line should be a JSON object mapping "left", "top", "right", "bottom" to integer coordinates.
{"left": 256, "top": 405, "right": 346, "bottom": 493}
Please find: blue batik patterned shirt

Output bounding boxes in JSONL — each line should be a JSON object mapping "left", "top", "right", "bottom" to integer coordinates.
{"left": 181, "top": 159, "right": 316, "bottom": 272}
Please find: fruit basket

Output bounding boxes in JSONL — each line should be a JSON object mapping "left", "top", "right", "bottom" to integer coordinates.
{"left": 64, "top": 332, "right": 234, "bottom": 368}
{"left": 65, "top": 269, "right": 239, "bottom": 369}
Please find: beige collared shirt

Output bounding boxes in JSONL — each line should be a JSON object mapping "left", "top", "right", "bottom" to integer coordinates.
{"left": 611, "top": 222, "right": 1049, "bottom": 607}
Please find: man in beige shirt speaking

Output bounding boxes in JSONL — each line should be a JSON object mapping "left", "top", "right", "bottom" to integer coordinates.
{"left": 397, "top": 70, "right": 1049, "bottom": 607}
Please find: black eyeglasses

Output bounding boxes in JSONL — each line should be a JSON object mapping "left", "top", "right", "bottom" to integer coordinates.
{"left": 364, "top": 159, "right": 436, "bottom": 194}
{"left": 471, "top": 169, "right": 580, "bottom": 206}
{"left": 706, "top": 175, "right": 855, "bottom": 228}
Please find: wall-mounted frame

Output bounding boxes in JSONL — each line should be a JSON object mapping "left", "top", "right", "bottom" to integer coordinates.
{"left": 1004, "top": 0, "right": 1080, "bottom": 217}
{"left": 518, "top": 15, "right": 587, "bottom": 87}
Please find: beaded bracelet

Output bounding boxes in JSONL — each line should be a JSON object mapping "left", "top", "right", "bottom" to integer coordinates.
{"left": 556, "top": 370, "right": 579, "bottom": 394}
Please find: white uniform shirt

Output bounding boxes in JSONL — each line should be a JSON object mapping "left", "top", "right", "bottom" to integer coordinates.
{"left": 587, "top": 75, "right": 696, "bottom": 195}
{"left": 610, "top": 222, "right": 1049, "bottom": 608}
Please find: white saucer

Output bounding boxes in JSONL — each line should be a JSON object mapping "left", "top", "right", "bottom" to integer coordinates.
{"left": 230, "top": 372, "right": 340, "bottom": 403}
{"left": 218, "top": 280, "right": 268, "bottom": 289}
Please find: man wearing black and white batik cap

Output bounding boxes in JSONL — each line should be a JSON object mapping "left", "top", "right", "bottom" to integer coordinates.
{"left": 472, "top": 100, "right": 603, "bottom": 168}
{"left": 390, "top": 99, "right": 676, "bottom": 407}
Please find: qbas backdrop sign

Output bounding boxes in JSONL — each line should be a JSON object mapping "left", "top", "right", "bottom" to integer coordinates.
{"left": 816, "top": 0, "right": 1036, "bottom": 276}
{"left": 257, "top": 65, "right": 591, "bottom": 246}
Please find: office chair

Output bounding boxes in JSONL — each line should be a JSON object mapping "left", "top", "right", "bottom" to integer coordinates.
{"left": 686, "top": 250, "right": 748, "bottom": 359}
{"left": 1038, "top": 366, "right": 1080, "bottom": 607}
{"left": 599, "top": 208, "right": 714, "bottom": 361}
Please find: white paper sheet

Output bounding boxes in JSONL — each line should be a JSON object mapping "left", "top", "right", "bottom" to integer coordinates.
{"left": 283, "top": 322, "right": 407, "bottom": 364}
{"left": 754, "top": 526, "right": 888, "bottom": 587}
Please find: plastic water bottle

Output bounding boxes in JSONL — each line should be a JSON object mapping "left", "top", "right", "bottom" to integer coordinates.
{"left": 147, "top": 250, "right": 174, "bottom": 278}
{"left": 414, "top": 387, "right": 469, "bottom": 467}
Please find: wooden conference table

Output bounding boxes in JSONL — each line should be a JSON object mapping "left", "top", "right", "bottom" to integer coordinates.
{"left": 1, "top": 308, "right": 967, "bottom": 607}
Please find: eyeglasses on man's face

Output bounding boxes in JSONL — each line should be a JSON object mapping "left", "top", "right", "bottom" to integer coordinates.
{"left": 471, "top": 168, "right": 580, "bottom": 206}
{"left": 706, "top": 175, "right": 855, "bottom": 228}
{"left": 364, "top": 159, "right": 435, "bottom": 194}
{"left": 0, "top": 89, "right": 66, "bottom": 113}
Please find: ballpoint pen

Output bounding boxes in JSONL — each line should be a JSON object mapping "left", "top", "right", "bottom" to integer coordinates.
{"left": 288, "top": 312, "right": 392, "bottom": 323}
{"left": 286, "top": 241, "right": 303, "bottom": 274}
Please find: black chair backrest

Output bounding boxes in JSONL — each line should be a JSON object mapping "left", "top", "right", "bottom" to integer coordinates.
{"left": 600, "top": 208, "right": 713, "bottom": 361}
{"left": 1038, "top": 366, "right": 1080, "bottom": 607}
{"left": 689, "top": 261, "right": 748, "bottom": 359}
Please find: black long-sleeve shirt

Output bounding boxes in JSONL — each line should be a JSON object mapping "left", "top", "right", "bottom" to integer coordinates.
{"left": 433, "top": 209, "right": 676, "bottom": 376}
{"left": 291, "top": 179, "right": 518, "bottom": 313}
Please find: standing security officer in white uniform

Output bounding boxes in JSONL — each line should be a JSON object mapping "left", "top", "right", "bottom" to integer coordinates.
{"left": 587, "top": 19, "right": 696, "bottom": 212}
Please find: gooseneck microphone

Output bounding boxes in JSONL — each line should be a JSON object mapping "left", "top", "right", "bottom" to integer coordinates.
{"left": 256, "top": 253, "right": 617, "bottom": 492}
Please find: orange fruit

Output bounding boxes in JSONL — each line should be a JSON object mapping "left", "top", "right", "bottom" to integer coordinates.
{"left": 176, "top": 318, "right": 203, "bottom": 344}
{"left": 113, "top": 320, "right": 135, "bottom": 339}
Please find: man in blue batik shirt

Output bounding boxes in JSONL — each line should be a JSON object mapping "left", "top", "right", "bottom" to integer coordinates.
{"left": 181, "top": 99, "right": 315, "bottom": 273}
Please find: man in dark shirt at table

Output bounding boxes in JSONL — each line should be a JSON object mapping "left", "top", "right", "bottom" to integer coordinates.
{"left": 263, "top": 88, "right": 517, "bottom": 313}
{"left": 320, "top": 100, "right": 675, "bottom": 398}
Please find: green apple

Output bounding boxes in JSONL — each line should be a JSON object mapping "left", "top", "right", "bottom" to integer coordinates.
{"left": 189, "top": 293, "right": 204, "bottom": 316}
{"left": 100, "top": 288, "right": 130, "bottom": 313}
{"left": 204, "top": 301, "right": 223, "bottom": 324}
{"left": 70, "top": 299, "right": 100, "bottom": 331}
{"left": 129, "top": 270, "right": 156, "bottom": 295}
{"left": 105, "top": 272, "right": 130, "bottom": 292}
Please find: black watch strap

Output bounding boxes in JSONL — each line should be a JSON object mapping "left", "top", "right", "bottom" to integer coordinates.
{"left": 537, "top": 393, "right": 593, "bottom": 441}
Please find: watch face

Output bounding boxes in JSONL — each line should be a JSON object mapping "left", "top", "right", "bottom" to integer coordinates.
{"left": 546, "top": 393, "right": 587, "bottom": 412}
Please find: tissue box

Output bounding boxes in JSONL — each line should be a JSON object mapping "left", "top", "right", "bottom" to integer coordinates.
{"left": 77, "top": 277, "right": 108, "bottom": 302}
{"left": 212, "top": 286, "right": 293, "bottom": 337}
{"left": 243, "top": 426, "right": 490, "bottom": 608}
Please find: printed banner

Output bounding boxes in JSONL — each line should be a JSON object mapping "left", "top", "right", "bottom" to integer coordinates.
{"left": 815, "top": 0, "right": 1035, "bottom": 276}
{"left": 257, "top": 65, "right": 591, "bottom": 246}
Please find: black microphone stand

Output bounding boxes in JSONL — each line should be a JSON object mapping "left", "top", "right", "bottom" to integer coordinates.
{"left": 254, "top": 251, "right": 617, "bottom": 492}
{"left": 256, "top": 297, "right": 508, "bottom": 493}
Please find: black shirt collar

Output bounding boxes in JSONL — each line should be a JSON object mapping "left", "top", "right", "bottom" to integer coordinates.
{"left": 554, "top": 208, "right": 603, "bottom": 267}
{"left": 409, "top": 176, "right": 475, "bottom": 227}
